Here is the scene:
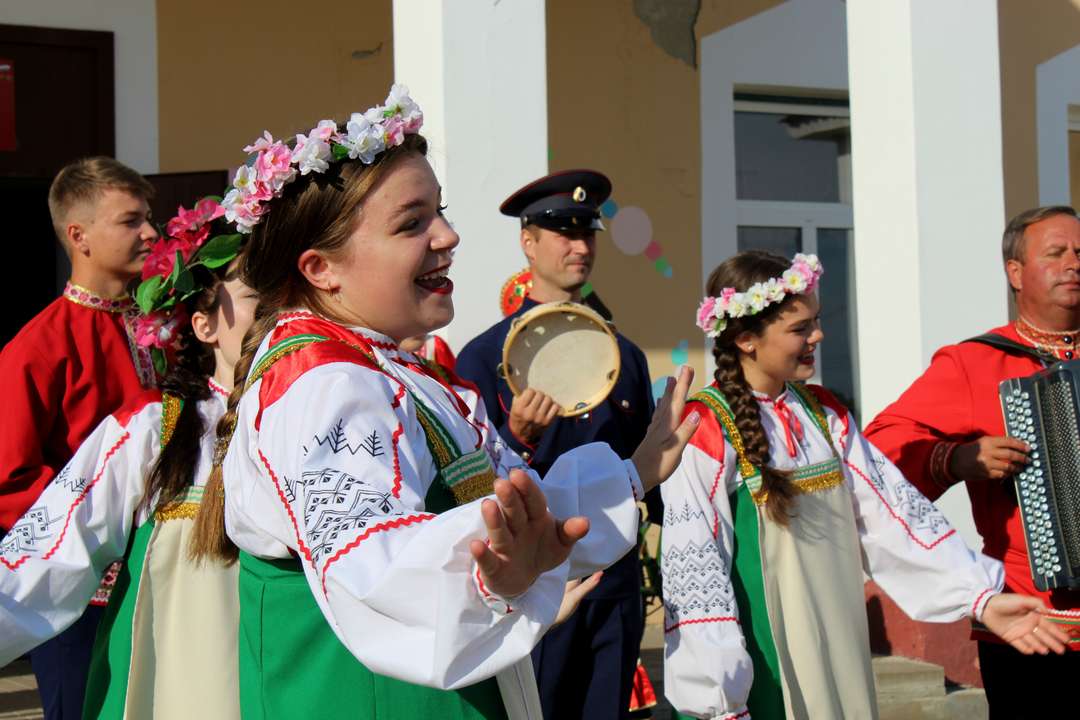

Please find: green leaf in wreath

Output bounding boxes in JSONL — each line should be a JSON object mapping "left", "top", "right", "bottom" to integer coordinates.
{"left": 331, "top": 143, "right": 351, "bottom": 162}
{"left": 135, "top": 275, "right": 165, "bottom": 314}
{"left": 152, "top": 348, "right": 167, "bottom": 376}
{"left": 173, "top": 266, "right": 195, "bottom": 295}
{"left": 195, "top": 233, "right": 243, "bottom": 269}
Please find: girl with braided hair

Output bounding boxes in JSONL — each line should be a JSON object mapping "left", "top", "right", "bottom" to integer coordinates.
{"left": 186, "top": 85, "right": 698, "bottom": 720}
{"left": 0, "top": 197, "right": 256, "bottom": 719}
{"left": 661, "top": 250, "right": 1069, "bottom": 719}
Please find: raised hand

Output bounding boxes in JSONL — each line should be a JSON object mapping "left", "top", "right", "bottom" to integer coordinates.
{"left": 631, "top": 366, "right": 701, "bottom": 493}
{"left": 554, "top": 572, "right": 603, "bottom": 626}
{"left": 981, "top": 593, "right": 1070, "bottom": 655}
{"left": 508, "top": 388, "right": 561, "bottom": 445}
{"left": 949, "top": 435, "right": 1029, "bottom": 481}
{"left": 470, "top": 469, "right": 589, "bottom": 599}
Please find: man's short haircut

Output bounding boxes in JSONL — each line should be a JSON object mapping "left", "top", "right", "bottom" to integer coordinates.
{"left": 1002, "top": 205, "right": 1078, "bottom": 264}
{"left": 47, "top": 156, "right": 155, "bottom": 244}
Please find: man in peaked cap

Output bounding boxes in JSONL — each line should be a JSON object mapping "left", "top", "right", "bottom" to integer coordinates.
{"left": 457, "top": 170, "right": 659, "bottom": 720}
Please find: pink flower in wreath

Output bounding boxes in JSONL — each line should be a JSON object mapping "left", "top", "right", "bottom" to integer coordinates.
{"left": 383, "top": 115, "right": 406, "bottom": 146}
{"left": 696, "top": 296, "right": 717, "bottom": 332}
{"left": 166, "top": 197, "right": 224, "bottom": 238}
{"left": 135, "top": 308, "right": 187, "bottom": 350}
{"left": 244, "top": 131, "right": 277, "bottom": 155}
{"left": 255, "top": 141, "right": 297, "bottom": 192}
{"left": 141, "top": 237, "right": 196, "bottom": 280}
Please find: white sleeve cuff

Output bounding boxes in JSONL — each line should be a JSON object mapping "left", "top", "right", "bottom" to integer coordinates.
{"left": 472, "top": 559, "right": 515, "bottom": 616}
{"left": 971, "top": 588, "right": 996, "bottom": 622}
{"left": 624, "top": 458, "right": 644, "bottom": 502}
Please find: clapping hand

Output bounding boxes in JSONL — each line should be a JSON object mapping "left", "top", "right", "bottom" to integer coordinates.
{"left": 470, "top": 469, "right": 589, "bottom": 600}
{"left": 631, "top": 366, "right": 701, "bottom": 493}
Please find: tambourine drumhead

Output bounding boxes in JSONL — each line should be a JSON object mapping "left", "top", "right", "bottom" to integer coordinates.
{"left": 502, "top": 301, "right": 621, "bottom": 417}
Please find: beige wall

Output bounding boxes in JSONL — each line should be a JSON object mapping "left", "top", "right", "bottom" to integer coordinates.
{"left": 998, "top": 0, "right": 1080, "bottom": 218}
{"left": 156, "top": 0, "right": 393, "bottom": 174}
{"left": 546, "top": 0, "right": 783, "bottom": 384}
{"left": 1071, "top": 131, "right": 1080, "bottom": 208}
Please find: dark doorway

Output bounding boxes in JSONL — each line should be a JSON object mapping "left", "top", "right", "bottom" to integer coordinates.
{"left": 0, "top": 24, "right": 115, "bottom": 347}
{"left": 145, "top": 171, "right": 231, "bottom": 227}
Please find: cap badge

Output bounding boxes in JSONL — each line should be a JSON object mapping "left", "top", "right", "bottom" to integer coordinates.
{"left": 573, "top": 186, "right": 587, "bottom": 203}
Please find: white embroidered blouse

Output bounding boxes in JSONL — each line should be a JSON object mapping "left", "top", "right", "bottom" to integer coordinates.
{"left": 660, "top": 385, "right": 1004, "bottom": 720}
{"left": 223, "top": 314, "right": 644, "bottom": 691}
{"left": 0, "top": 389, "right": 228, "bottom": 665}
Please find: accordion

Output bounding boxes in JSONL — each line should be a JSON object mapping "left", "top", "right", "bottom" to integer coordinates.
{"left": 999, "top": 359, "right": 1080, "bottom": 592}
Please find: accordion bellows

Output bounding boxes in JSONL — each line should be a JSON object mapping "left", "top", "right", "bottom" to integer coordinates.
{"left": 1000, "top": 359, "right": 1080, "bottom": 592}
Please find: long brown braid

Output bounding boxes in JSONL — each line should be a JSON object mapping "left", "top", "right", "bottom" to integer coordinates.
{"left": 707, "top": 250, "right": 801, "bottom": 525}
{"left": 187, "top": 132, "right": 430, "bottom": 563}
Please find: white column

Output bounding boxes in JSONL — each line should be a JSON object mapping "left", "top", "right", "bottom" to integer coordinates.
{"left": 846, "top": 0, "right": 1006, "bottom": 547}
{"left": 393, "top": 0, "right": 548, "bottom": 350}
{"left": 846, "top": 0, "right": 1007, "bottom": 421}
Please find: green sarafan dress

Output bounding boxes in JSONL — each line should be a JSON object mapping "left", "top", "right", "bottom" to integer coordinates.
{"left": 662, "top": 383, "right": 1005, "bottom": 720}
{"left": 221, "top": 313, "right": 645, "bottom": 719}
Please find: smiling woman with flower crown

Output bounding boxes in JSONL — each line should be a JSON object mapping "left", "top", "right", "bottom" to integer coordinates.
{"left": 187, "top": 85, "right": 700, "bottom": 720}
{"left": 0, "top": 197, "right": 256, "bottom": 719}
{"left": 662, "top": 250, "right": 1070, "bottom": 720}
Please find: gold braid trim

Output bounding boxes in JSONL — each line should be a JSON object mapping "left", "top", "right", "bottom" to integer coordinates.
{"left": 154, "top": 502, "right": 200, "bottom": 522}
{"left": 160, "top": 394, "right": 183, "bottom": 447}
{"left": 449, "top": 469, "right": 499, "bottom": 505}
{"left": 689, "top": 390, "right": 757, "bottom": 480}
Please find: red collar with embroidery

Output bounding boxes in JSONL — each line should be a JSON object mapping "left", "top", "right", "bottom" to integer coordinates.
{"left": 1014, "top": 317, "right": 1078, "bottom": 356}
{"left": 63, "top": 282, "right": 133, "bottom": 313}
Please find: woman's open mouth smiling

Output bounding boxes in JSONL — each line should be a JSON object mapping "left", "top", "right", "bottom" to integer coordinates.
{"left": 415, "top": 265, "right": 453, "bottom": 295}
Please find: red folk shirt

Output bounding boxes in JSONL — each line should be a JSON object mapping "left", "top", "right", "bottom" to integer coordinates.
{"left": 0, "top": 282, "right": 154, "bottom": 532}
{"left": 864, "top": 322, "right": 1079, "bottom": 621}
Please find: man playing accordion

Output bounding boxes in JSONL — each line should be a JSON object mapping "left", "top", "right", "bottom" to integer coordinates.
{"left": 866, "top": 205, "right": 1080, "bottom": 718}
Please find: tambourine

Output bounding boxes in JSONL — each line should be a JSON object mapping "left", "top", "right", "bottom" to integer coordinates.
{"left": 501, "top": 301, "right": 621, "bottom": 417}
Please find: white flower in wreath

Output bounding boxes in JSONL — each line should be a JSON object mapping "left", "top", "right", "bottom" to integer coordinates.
{"left": 795, "top": 253, "right": 821, "bottom": 274}
{"left": 746, "top": 282, "right": 768, "bottom": 313}
{"left": 292, "top": 133, "right": 332, "bottom": 176}
{"left": 385, "top": 83, "right": 422, "bottom": 125}
{"left": 344, "top": 112, "right": 387, "bottom": 163}
{"left": 764, "top": 278, "right": 786, "bottom": 303}
{"left": 782, "top": 268, "right": 808, "bottom": 293}
{"left": 728, "top": 292, "right": 750, "bottom": 318}
{"left": 231, "top": 164, "right": 257, "bottom": 195}
{"left": 707, "top": 316, "right": 728, "bottom": 338}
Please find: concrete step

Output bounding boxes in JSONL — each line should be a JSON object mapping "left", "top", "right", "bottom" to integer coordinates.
{"left": 873, "top": 656, "right": 987, "bottom": 720}
{"left": 873, "top": 655, "right": 946, "bottom": 703}
{"left": 0, "top": 660, "right": 42, "bottom": 720}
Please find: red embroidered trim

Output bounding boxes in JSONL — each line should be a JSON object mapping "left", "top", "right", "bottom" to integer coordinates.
{"left": 207, "top": 378, "right": 229, "bottom": 399}
{"left": 258, "top": 449, "right": 314, "bottom": 567}
{"left": 844, "top": 459, "right": 956, "bottom": 550}
{"left": 390, "top": 423, "right": 405, "bottom": 498}
{"left": 474, "top": 541, "right": 513, "bottom": 614}
{"left": 663, "top": 616, "right": 739, "bottom": 634}
{"left": 722, "top": 710, "right": 750, "bottom": 720}
{"left": 709, "top": 460, "right": 724, "bottom": 540}
{"left": 2, "top": 433, "right": 131, "bottom": 571}
{"left": 391, "top": 384, "right": 406, "bottom": 409}
{"left": 277, "top": 310, "right": 316, "bottom": 323}
{"left": 320, "top": 513, "right": 436, "bottom": 595}
{"left": 971, "top": 588, "right": 994, "bottom": 619}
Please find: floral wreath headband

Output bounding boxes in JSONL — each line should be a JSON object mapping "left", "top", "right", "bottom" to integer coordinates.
{"left": 222, "top": 83, "right": 424, "bottom": 234}
{"left": 133, "top": 196, "right": 244, "bottom": 375}
{"left": 695, "top": 253, "right": 824, "bottom": 338}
